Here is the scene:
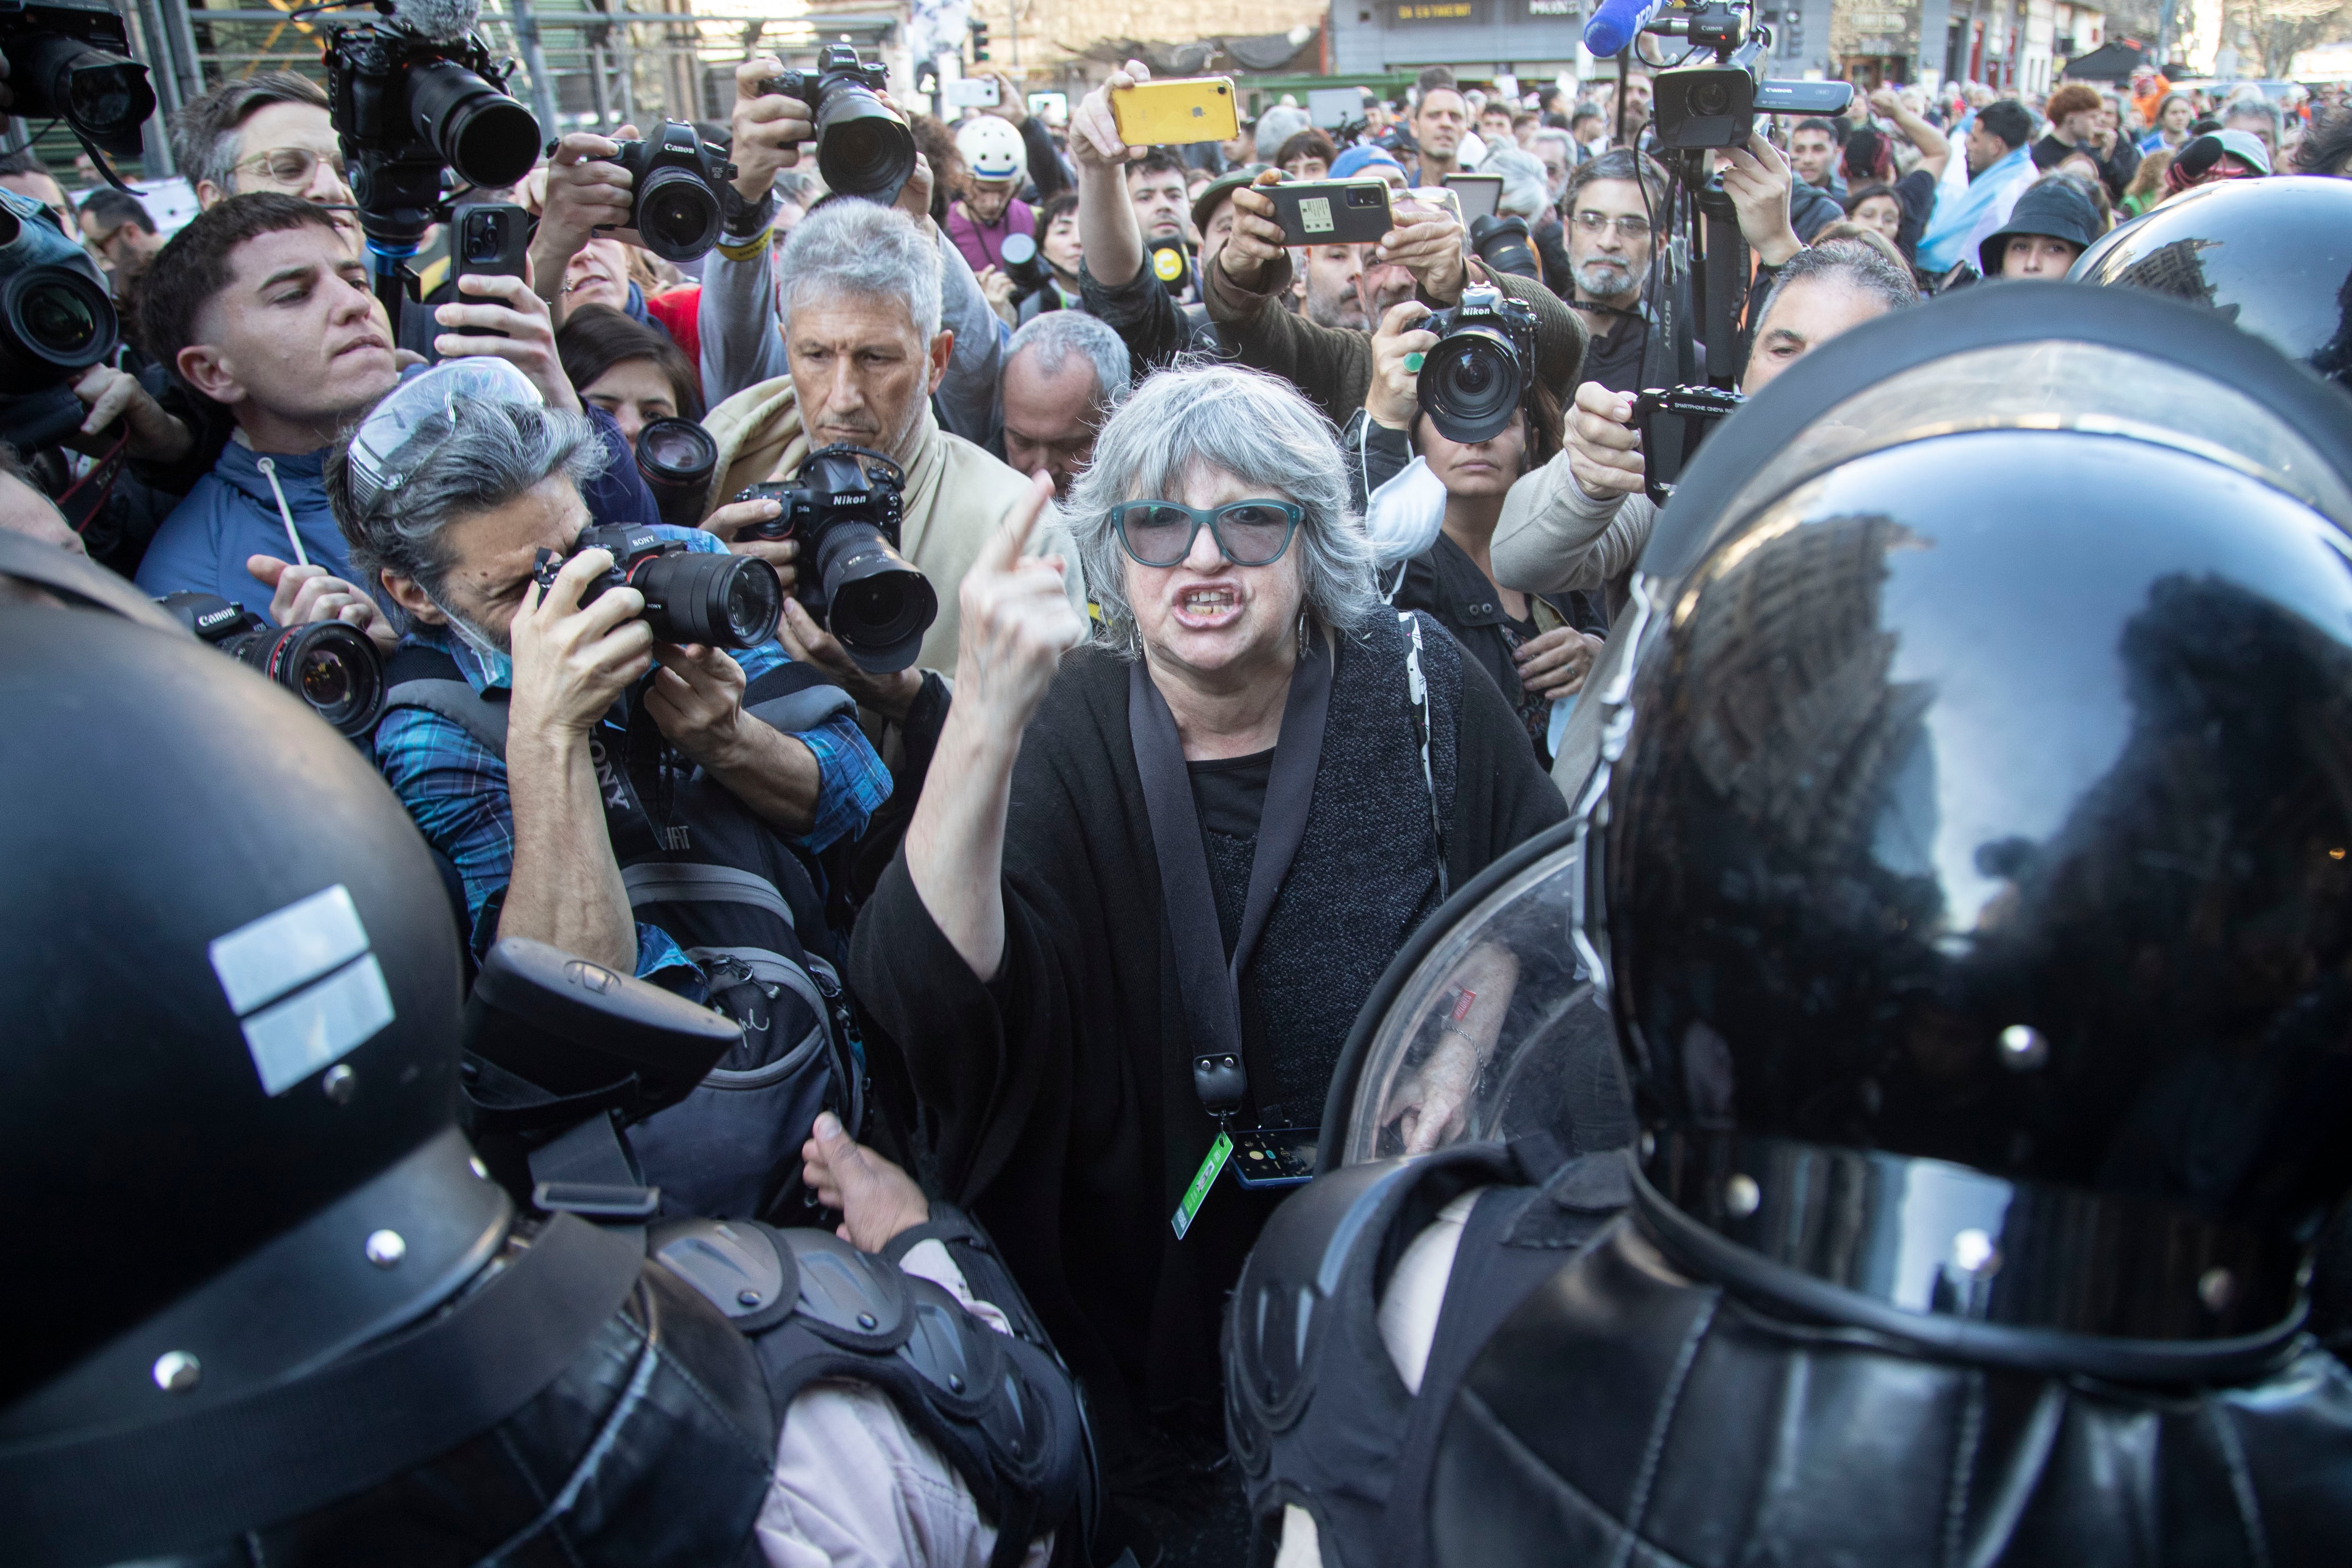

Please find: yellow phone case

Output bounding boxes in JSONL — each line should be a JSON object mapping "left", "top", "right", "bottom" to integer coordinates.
{"left": 1111, "top": 77, "right": 1241, "bottom": 146}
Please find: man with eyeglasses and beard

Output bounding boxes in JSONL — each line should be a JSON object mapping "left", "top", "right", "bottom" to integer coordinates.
{"left": 1558, "top": 150, "right": 1669, "bottom": 394}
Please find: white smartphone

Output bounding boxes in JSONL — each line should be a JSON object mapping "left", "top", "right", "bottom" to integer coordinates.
{"left": 941, "top": 77, "right": 1000, "bottom": 110}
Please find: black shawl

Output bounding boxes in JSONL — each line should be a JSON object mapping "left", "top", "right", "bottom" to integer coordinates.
{"left": 850, "top": 610, "right": 1565, "bottom": 1473}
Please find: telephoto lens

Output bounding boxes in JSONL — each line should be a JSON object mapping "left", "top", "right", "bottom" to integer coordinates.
{"left": 1419, "top": 284, "right": 1536, "bottom": 445}
{"left": 552, "top": 524, "right": 783, "bottom": 650}
{"left": 635, "top": 417, "right": 718, "bottom": 527}
{"left": 407, "top": 56, "right": 540, "bottom": 191}
{"left": 811, "top": 513, "right": 936, "bottom": 670}
{"left": 160, "top": 593, "right": 387, "bottom": 739}
{"left": 763, "top": 45, "right": 915, "bottom": 202}
{"left": 734, "top": 446, "right": 935, "bottom": 672}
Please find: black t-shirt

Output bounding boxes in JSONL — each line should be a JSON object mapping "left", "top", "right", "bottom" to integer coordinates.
{"left": 1189, "top": 748, "right": 1274, "bottom": 840}
{"left": 1577, "top": 305, "right": 1648, "bottom": 393}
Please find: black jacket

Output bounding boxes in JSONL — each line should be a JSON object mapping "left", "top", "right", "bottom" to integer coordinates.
{"left": 850, "top": 622, "right": 1565, "bottom": 1477}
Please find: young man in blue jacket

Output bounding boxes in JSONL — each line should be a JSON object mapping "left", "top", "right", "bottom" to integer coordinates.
{"left": 133, "top": 194, "right": 656, "bottom": 637}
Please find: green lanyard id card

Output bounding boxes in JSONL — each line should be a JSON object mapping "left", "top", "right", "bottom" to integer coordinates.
{"left": 1171, "top": 1130, "right": 1234, "bottom": 1239}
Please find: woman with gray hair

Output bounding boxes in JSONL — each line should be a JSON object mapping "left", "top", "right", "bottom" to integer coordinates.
{"left": 849, "top": 364, "right": 1561, "bottom": 1527}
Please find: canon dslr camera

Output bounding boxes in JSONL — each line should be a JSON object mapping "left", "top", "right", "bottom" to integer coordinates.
{"left": 159, "top": 592, "right": 387, "bottom": 739}
{"left": 533, "top": 524, "right": 783, "bottom": 650}
{"left": 758, "top": 44, "right": 915, "bottom": 202}
{"left": 734, "top": 445, "right": 936, "bottom": 673}
{"left": 1419, "top": 284, "right": 1540, "bottom": 445}
{"left": 611, "top": 121, "right": 736, "bottom": 263}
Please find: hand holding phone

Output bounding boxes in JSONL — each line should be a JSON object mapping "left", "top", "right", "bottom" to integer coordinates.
{"left": 450, "top": 202, "right": 531, "bottom": 339}
{"left": 1264, "top": 178, "right": 1395, "bottom": 246}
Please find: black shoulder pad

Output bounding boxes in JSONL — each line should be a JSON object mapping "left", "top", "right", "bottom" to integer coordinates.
{"left": 1229, "top": 1144, "right": 1517, "bottom": 1441}
{"left": 777, "top": 1227, "right": 914, "bottom": 1350}
{"left": 649, "top": 1217, "right": 800, "bottom": 1333}
{"left": 883, "top": 1204, "right": 1056, "bottom": 1355}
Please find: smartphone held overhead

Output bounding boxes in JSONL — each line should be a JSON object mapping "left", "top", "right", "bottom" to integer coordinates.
{"left": 1110, "top": 75, "right": 1239, "bottom": 145}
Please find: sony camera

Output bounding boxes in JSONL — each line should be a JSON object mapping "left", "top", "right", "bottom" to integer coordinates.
{"left": 160, "top": 593, "right": 388, "bottom": 739}
{"left": 733, "top": 445, "right": 936, "bottom": 673}
{"left": 757, "top": 44, "right": 915, "bottom": 202}
{"left": 325, "top": 12, "right": 542, "bottom": 254}
{"left": 612, "top": 121, "right": 737, "bottom": 263}
{"left": 532, "top": 523, "right": 783, "bottom": 651}
{"left": 0, "top": 185, "right": 119, "bottom": 456}
{"left": 1419, "top": 284, "right": 1541, "bottom": 445}
{"left": 0, "top": 0, "right": 154, "bottom": 157}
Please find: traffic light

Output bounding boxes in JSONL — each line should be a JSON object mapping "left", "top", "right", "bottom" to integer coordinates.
{"left": 1780, "top": 7, "right": 1803, "bottom": 56}
{"left": 969, "top": 18, "right": 991, "bottom": 63}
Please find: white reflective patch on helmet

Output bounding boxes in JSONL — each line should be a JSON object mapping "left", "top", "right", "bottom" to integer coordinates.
{"left": 208, "top": 885, "right": 396, "bottom": 1095}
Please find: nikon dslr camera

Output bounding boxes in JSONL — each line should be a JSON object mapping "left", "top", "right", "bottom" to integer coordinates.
{"left": 757, "top": 44, "right": 916, "bottom": 202}
{"left": 1419, "top": 284, "right": 1541, "bottom": 445}
{"left": 532, "top": 525, "right": 783, "bottom": 651}
{"left": 611, "top": 121, "right": 736, "bottom": 263}
{"left": 733, "top": 445, "right": 936, "bottom": 673}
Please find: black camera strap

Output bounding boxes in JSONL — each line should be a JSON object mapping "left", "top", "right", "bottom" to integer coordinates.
{"left": 1127, "top": 638, "right": 1332, "bottom": 1127}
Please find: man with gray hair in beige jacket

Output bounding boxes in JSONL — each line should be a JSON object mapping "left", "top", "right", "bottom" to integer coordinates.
{"left": 697, "top": 198, "right": 1079, "bottom": 741}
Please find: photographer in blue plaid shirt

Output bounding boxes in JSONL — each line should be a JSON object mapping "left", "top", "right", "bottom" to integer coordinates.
{"left": 325, "top": 359, "right": 890, "bottom": 1219}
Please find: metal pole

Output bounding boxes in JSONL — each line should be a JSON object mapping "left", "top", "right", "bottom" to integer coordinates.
{"left": 609, "top": 4, "right": 637, "bottom": 128}
{"left": 118, "top": 0, "right": 178, "bottom": 176}
{"left": 507, "top": 0, "right": 565, "bottom": 143}
{"left": 164, "top": 0, "right": 209, "bottom": 100}
{"left": 588, "top": 43, "right": 613, "bottom": 130}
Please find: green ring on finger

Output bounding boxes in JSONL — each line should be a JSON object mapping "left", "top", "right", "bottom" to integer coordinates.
{"left": 1403, "top": 351, "right": 1425, "bottom": 373}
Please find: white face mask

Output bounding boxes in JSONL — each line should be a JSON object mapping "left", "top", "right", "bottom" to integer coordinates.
{"left": 426, "top": 589, "right": 514, "bottom": 687}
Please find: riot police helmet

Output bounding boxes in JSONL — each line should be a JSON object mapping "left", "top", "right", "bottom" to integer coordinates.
{"left": 2070, "top": 174, "right": 2352, "bottom": 393}
{"left": 0, "top": 606, "right": 637, "bottom": 1562}
{"left": 1331, "top": 284, "right": 2352, "bottom": 1381}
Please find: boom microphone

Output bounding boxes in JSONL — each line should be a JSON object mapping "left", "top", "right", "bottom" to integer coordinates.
{"left": 389, "top": 0, "right": 481, "bottom": 42}
{"left": 1581, "top": 0, "right": 1669, "bottom": 57}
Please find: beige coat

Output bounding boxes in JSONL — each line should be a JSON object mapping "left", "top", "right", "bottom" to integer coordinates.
{"left": 701, "top": 375, "right": 1079, "bottom": 677}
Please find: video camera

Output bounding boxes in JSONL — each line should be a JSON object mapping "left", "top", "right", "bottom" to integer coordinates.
{"left": 757, "top": 44, "right": 916, "bottom": 204}
{"left": 324, "top": 0, "right": 542, "bottom": 333}
{"left": 734, "top": 445, "right": 937, "bottom": 673}
{"left": 159, "top": 591, "right": 389, "bottom": 738}
{"left": 0, "top": 0, "right": 156, "bottom": 162}
{"left": 0, "top": 185, "right": 118, "bottom": 457}
{"left": 532, "top": 522, "right": 785, "bottom": 651}
{"left": 1583, "top": 0, "right": 1847, "bottom": 479}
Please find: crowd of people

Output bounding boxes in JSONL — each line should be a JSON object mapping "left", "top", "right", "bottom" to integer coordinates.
{"left": 5, "top": 37, "right": 2352, "bottom": 1568}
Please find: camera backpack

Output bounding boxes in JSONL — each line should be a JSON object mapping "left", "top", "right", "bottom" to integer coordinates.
{"left": 379, "top": 645, "right": 866, "bottom": 1225}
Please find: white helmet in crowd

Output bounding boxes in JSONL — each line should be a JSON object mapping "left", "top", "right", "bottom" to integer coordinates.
{"left": 956, "top": 115, "right": 1026, "bottom": 183}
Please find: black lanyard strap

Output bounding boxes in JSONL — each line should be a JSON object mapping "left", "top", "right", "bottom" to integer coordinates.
{"left": 1128, "top": 637, "right": 1335, "bottom": 1122}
